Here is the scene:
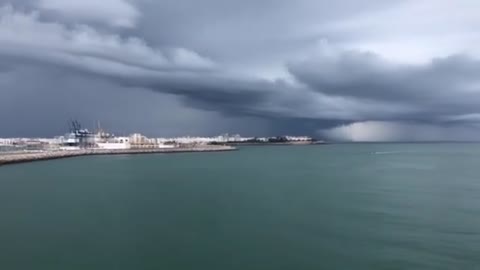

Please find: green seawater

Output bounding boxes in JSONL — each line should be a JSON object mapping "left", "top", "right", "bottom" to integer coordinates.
{"left": 1, "top": 144, "right": 480, "bottom": 270}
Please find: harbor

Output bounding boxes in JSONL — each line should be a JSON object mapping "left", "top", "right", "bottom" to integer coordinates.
{"left": 0, "top": 121, "right": 321, "bottom": 166}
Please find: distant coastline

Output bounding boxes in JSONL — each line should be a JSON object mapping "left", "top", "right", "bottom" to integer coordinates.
{"left": 0, "top": 121, "right": 323, "bottom": 166}
{"left": 216, "top": 141, "right": 326, "bottom": 146}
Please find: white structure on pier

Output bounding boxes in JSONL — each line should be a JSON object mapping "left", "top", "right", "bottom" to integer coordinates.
{"left": 96, "top": 136, "right": 131, "bottom": 150}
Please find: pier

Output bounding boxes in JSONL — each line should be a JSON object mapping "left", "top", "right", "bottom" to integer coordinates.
{"left": 0, "top": 145, "right": 236, "bottom": 166}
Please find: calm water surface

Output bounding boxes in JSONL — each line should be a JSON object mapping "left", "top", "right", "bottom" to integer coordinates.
{"left": 1, "top": 144, "right": 480, "bottom": 269}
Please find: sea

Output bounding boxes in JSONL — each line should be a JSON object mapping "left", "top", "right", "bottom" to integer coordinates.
{"left": 0, "top": 143, "right": 479, "bottom": 270}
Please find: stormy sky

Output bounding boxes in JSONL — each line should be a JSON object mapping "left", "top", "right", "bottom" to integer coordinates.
{"left": 1, "top": 0, "right": 480, "bottom": 141}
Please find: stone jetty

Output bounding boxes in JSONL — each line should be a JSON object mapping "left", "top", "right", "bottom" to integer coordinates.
{"left": 0, "top": 145, "right": 236, "bottom": 166}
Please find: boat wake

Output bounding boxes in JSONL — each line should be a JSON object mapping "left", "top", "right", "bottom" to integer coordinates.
{"left": 373, "top": 151, "right": 411, "bottom": 155}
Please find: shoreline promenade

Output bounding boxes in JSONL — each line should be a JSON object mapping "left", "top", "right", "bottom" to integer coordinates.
{"left": 0, "top": 145, "right": 236, "bottom": 166}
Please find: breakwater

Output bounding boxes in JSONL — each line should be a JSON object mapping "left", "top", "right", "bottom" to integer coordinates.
{"left": 0, "top": 145, "right": 236, "bottom": 166}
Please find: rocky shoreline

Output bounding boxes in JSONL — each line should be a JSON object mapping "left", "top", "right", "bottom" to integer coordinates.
{"left": 0, "top": 145, "right": 236, "bottom": 166}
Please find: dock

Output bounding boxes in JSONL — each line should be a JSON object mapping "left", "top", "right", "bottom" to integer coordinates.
{"left": 0, "top": 145, "right": 236, "bottom": 166}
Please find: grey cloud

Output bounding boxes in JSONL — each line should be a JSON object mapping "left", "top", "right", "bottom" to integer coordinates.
{"left": 37, "top": 0, "right": 140, "bottom": 28}
{"left": 0, "top": 5, "right": 384, "bottom": 125}
{"left": 0, "top": 64, "right": 269, "bottom": 137}
{"left": 0, "top": 6, "right": 214, "bottom": 74}
{"left": 1, "top": 1, "right": 480, "bottom": 140}
{"left": 133, "top": 0, "right": 398, "bottom": 74}
{"left": 289, "top": 52, "right": 479, "bottom": 100}
{"left": 289, "top": 51, "right": 480, "bottom": 123}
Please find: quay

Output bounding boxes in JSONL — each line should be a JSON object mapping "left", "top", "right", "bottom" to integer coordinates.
{"left": 0, "top": 145, "right": 236, "bottom": 166}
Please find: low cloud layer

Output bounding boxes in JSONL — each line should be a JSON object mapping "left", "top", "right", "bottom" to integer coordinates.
{"left": 1, "top": 1, "right": 480, "bottom": 140}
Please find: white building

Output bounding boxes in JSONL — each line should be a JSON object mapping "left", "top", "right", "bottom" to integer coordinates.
{"left": 96, "top": 137, "right": 131, "bottom": 149}
{"left": 285, "top": 136, "right": 312, "bottom": 141}
{"left": 0, "top": 138, "right": 14, "bottom": 145}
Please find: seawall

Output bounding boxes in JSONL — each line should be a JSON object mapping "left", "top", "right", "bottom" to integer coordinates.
{"left": 0, "top": 145, "right": 236, "bottom": 166}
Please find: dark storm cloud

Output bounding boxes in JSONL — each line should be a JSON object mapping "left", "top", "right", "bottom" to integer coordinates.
{"left": 0, "top": 5, "right": 375, "bottom": 125}
{"left": 0, "top": 63, "right": 269, "bottom": 137}
{"left": 289, "top": 52, "right": 480, "bottom": 101}
{"left": 288, "top": 52, "right": 480, "bottom": 123}
{"left": 1, "top": 0, "right": 480, "bottom": 140}
{"left": 132, "top": 0, "right": 400, "bottom": 74}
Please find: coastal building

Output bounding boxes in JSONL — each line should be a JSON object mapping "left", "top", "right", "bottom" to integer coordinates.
{"left": 285, "top": 136, "right": 313, "bottom": 142}
{"left": 0, "top": 138, "right": 14, "bottom": 145}
{"left": 1, "top": 128, "right": 316, "bottom": 151}
{"left": 96, "top": 137, "right": 131, "bottom": 150}
{"left": 130, "top": 133, "right": 147, "bottom": 145}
